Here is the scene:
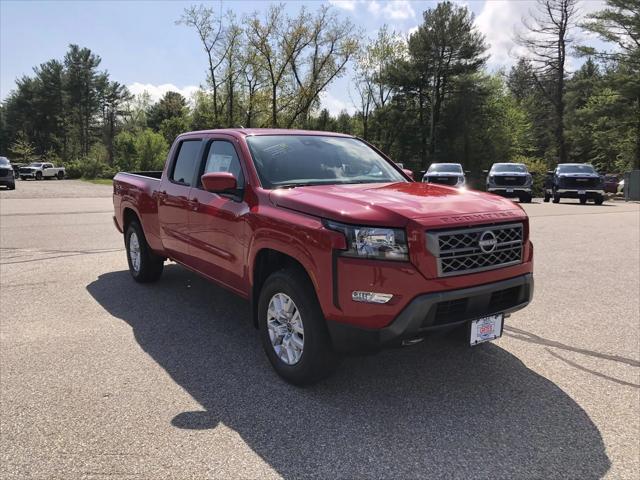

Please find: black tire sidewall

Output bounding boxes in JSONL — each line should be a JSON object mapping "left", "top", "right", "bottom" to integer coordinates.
{"left": 125, "top": 221, "right": 163, "bottom": 282}
{"left": 258, "top": 269, "right": 336, "bottom": 385}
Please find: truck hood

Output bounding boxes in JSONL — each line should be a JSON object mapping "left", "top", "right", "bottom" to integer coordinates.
{"left": 269, "top": 182, "right": 525, "bottom": 227}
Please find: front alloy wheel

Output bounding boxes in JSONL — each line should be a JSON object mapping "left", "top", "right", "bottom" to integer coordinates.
{"left": 267, "top": 293, "right": 305, "bottom": 365}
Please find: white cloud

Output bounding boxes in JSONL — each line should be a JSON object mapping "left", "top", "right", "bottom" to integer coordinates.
{"left": 475, "top": 0, "right": 607, "bottom": 70}
{"left": 385, "top": 1, "right": 416, "bottom": 19}
{"left": 127, "top": 82, "right": 200, "bottom": 103}
{"left": 320, "top": 90, "right": 357, "bottom": 116}
{"left": 329, "top": 0, "right": 357, "bottom": 11}
{"left": 331, "top": 1, "right": 415, "bottom": 20}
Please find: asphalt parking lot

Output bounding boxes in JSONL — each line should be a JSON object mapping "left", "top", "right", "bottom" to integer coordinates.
{"left": 1, "top": 180, "right": 639, "bottom": 479}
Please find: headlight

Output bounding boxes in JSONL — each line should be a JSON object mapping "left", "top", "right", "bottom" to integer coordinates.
{"left": 325, "top": 221, "right": 409, "bottom": 261}
{"left": 457, "top": 177, "right": 466, "bottom": 186}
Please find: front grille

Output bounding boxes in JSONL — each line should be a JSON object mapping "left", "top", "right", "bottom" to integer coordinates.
{"left": 427, "top": 176, "right": 458, "bottom": 186}
{"left": 19, "top": 168, "right": 33, "bottom": 174}
{"left": 493, "top": 175, "right": 527, "bottom": 186}
{"left": 0, "top": 168, "right": 10, "bottom": 177}
{"left": 426, "top": 223, "right": 523, "bottom": 277}
{"left": 420, "top": 284, "right": 528, "bottom": 329}
{"left": 560, "top": 177, "right": 599, "bottom": 189}
{"left": 433, "top": 298, "right": 468, "bottom": 325}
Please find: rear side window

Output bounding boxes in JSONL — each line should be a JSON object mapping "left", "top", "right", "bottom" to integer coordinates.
{"left": 201, "top": 141, "right": 244, "bottom": 189}
{"left": 171, "top": 140, "right": 202, "bottom": 186}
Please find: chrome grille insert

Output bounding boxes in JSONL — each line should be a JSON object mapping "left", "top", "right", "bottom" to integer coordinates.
{"left": 427, "top": 223, "right": 523, "bottom": 277}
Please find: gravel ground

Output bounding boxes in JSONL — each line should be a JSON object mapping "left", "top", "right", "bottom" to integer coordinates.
{"left": 1, "top": 180, "right": 638, "bottom": 479}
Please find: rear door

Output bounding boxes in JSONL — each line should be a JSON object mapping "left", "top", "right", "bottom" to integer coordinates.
{"left": 187, "top": 136, "right": 250, "bottom": 294}
{"left": 158, "top": 138, "right": 203, "bottom": 263}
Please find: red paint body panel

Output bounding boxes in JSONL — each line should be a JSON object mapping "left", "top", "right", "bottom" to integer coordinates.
{"left": 113, "top": 129, "right": 534, "bottom": 331}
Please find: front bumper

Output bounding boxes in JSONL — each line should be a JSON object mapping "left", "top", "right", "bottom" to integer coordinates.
{"left": 327, "top": 273, "right": 533, "bottom": 352}
{"left": 19, "top": 171, "right": 36, "bottom": 178}
{"left": 0, "top": 179, "right": 15, "bottom": 186}
{"left": 488, "top": 187, "right": 531, "bottom": 197}
{"left": 556, "top": 189, "right": 604, "bottom": 198}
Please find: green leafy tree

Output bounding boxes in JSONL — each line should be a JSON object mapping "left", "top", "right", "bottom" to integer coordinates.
{"left": 10, "top": 132, "right": 37, "bottom": 163}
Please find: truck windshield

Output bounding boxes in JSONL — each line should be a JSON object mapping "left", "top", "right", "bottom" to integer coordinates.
{"left": 246, "top": 135, "right": 406, "bottom": 189}
{"left": 491, "top": 164, "right": 527, "bottom": 173}
{"left": 557, "top": 164, "right": 596, "bottom": 174}
{"left": 428, "top": 163, "right": 462, "bottom": 174}
{"left": 0, "top": 157, "right": 9, "bottom": 166}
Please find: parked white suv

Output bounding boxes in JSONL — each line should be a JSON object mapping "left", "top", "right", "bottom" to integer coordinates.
{"left": 19, "top": 162, "right": 65, "bottom": 180}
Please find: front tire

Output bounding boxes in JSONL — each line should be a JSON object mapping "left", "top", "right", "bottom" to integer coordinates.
{"left": 594, "top": 195, "right": 604, "bottom": 205}
{"left": 519, "top": 193, "right": 532, "bottom": 203}
{"left": 35, "top": 171, "right": 42, "bottom": 180}
{"left": 20, "top": 176, "right": 26, "bottom": 181}
{"left": 552, "top": 190, "right": 560, "bottom": 203}
{"left": 258, "top": 268, "right": 341, "bottom": 386}
{"left": 125, "top": 220, "right": 164, "bottom": 283}
{"left": 8, "top": 183, "right": 15, "bottom": 190}
{"left": 579, "top": 196, "right": 587, "bottom": 205}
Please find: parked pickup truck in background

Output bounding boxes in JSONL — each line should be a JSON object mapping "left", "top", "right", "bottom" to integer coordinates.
{"left": 485, "top": 163, "right": 533, "bottom": 203}
{"left": 113, "top": 129, "right": 534, "bottom": 385}
{"left": 544, "top": 163, "right": 604, "bottom": 204}
{"left": 19, "top": 162, "right": 65, "bottom": 180}
{"left": 422, "top": 163, "right": 467, "bottom": 187}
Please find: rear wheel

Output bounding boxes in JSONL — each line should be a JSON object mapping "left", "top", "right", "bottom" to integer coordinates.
{"left": 543, "top": 193, "right": 550, "bottom": 202}
{"left": 56, "top": 171, "right": 64, "bottom": 180}
{"left": 519, "top": 193, "right": 532, "bottom": 203}
{"left": 552, "top": 193, "right": 560, "bottom": 203}
{"left": 258, "top": 268, "right": 341, "bottom": 386}
{"left": 125, "top": 220, "right": 164, "bottom": 283}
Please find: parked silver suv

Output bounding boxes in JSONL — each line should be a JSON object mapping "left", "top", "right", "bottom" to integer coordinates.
{"left": 0, "top": 157, "right": 16, "bottom": 190}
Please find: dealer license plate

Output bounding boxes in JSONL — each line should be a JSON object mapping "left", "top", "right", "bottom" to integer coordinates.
{"left": 578, "top": 190, "right": 586, "bottom": 195}
{"left": 470, "top": 314, "right": 504, "bottom": 346}
{"left": 506, "top": 188, "right": 514, "bottom": 193}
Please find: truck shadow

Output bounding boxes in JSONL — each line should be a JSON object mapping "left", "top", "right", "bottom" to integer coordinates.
{"left": 87, "top": 266, "right": 610, "bottom": 479}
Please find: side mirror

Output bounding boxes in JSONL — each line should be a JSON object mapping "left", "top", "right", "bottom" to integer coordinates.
{"left": 482, "top": 169, "right": 489, "bottom": 175}
{"left": 546, "top": 170, "right": 554, "bottom": 175}
{"left": 402, "top": 168, "right": 414, "bottom": 180}
{"left": 464, "top": 170, "right": 471, "bottom": 175}
{"left": 201, "top": 172, "right": 237, "bottom": 193}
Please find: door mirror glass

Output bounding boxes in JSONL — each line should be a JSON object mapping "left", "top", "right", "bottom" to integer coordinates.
{"left": 201, "top": 172, "right": 237, "bottom": 193}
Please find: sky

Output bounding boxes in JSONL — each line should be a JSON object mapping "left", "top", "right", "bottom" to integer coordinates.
{"left": 0, "top": 0, "right": 607, "bottom": 115}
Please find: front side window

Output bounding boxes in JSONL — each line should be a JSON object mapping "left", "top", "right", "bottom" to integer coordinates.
{"left": 171, "top": 140, "right": 202, "bottom": 186}
{"left": 202, "top": 141, "right": 244, "bottom": 189}
{"left": 28, "top": 163, "right": 43, "bottom": 168}
{"left": 557, "top": 164, "right": 597, "bottom": 174}
{"left": 246, "top": 135, "right": 406, "bottom": 189}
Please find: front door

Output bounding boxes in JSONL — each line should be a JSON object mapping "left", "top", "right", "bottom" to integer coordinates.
{"left": 158, "top": 138, "right": 203, "bottom": 263}
{"left": 188, "top": 137, "right": 249, "bottom": 294}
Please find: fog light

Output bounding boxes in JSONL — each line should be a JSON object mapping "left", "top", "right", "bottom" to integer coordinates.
{"left": 351, "top": 291, "right": 393, "bottom": 304}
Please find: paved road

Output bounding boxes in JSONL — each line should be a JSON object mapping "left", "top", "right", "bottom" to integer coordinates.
{"left": 1, "top": 180, "right": 639, "bottom": 479}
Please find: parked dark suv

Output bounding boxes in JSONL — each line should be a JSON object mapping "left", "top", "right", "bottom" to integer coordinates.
{"left": 544, "top": 163, "right": 604, "bottom": 204}
{"left": 0, "top": 157, "right": 16, "bottom": 190}
{"left": 485, "top": 163, "right": 532, "bottom": 203}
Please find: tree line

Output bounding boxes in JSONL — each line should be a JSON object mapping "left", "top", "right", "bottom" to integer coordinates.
{"left": 0, "top": 0, "right": 637, "bottom": 181}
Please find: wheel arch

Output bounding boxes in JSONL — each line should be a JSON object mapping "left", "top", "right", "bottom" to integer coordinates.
{"left": 251, "top": 248, "right": 318, "bottom": 329}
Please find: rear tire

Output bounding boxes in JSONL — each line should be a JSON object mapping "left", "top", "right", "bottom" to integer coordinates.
{"left": 125, "top": 220, "right": 164, "bottom": 283}
{"left": 57, "top": 171, "right": 64, "bottom": 180}
{"left": 258, "top": 268, "right": 341, "bottom": 386}
{"left": 519, "top": 193, "right": 532, "bottom": 203}
{"left": 543, "top": 193, "right": 550, "bottom": 202}
{"left": 20, "top": 176, "right": 26, "bottom": 181}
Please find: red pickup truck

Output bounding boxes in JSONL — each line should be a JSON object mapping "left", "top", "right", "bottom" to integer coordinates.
{"left": 113, "top": 129, "right": 534, "bottom": 385}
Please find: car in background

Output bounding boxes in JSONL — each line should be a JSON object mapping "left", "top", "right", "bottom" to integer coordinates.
{"left": 422, "top": 163, "right": 467, "bottom": 187}
{"left": 19, "top": 162, "right": 65, "bottom": 180}
{"left": 603, "top": 174, "right": 620, "bottom": 194}
{"left": 485, "top": 163, "right": 532, "bottom": 203}
{"left": 0, "top": 156, "right": 16, "bottom": 190}
{"left": 545, "top": 163, "right": 604, "bottom": 205}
